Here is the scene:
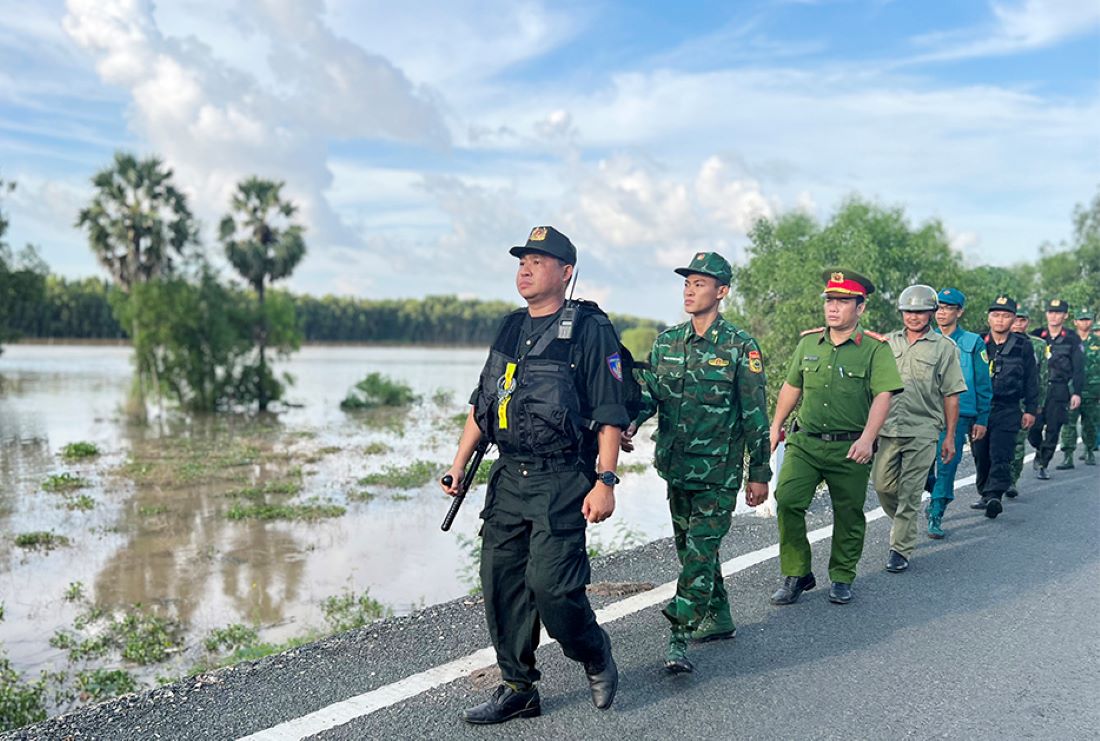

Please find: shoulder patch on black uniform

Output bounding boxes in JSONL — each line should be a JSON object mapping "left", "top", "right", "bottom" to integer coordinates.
{"left": 800, "top": 327, "right": 825, "bottom": 336}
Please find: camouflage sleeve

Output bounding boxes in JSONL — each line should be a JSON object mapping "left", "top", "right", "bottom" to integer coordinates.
{"left": 737, "top": 337, "right": 772, "bottom": 483}
{"left": 631, "top": 334, "right": 661, "bottom": 426}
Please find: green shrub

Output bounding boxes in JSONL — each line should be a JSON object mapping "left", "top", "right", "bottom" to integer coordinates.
{"left": 74, "top": 668, "right": 136, "bottom": 701}
{"left": 14, "top": 532, "right": 70, "bottom": 551}
{"left": 357, "top": 460, "right": 441, "bottom": 489}
{"left": 61, "top": 442, "right": 100, "bottom": 461}
{"left": 0, "top": 654, "right": 47, "bottom": 732}
{"left": 203, "top": 623, "right": 259, "bottom": 653}
{"left": 320, "top": 590, "right": 391, "bottom": 633}
{"left": 42, "top": 473, "right": 90, "bottom": 493}
{"left": 340, "top": 373, "right": 418, "bottom": 410}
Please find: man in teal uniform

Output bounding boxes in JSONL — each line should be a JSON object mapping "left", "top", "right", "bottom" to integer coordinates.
{"left": 769, "top": 270, "right": 903, "bottom": 605}
{"left": 623, "top": 252, "right": 771, "bottom": 674}
{"left": 873, "top": 285, "right": 967, "bottom": 571}
{"left": 929, "top": 287, "right": 991, "bottom": 537}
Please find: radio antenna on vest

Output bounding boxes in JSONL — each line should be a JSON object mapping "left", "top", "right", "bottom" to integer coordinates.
{"left": 568, "top": 268, "right": 578, "bottom": 302}
{"left": 559, "top": 268, "right": 578, "bottom": 340}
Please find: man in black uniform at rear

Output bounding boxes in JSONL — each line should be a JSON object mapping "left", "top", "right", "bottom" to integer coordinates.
{"left": 443, "top": 226, "right": 628, "bottom": 725}
{"left": 1028, "top": 298, "right": 1086, "bottom": 479}
{"left": 971, "top": 296, "right": 1039, "bottom": 517}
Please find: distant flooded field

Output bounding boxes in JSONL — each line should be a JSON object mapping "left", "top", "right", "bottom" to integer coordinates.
{"left": 0, "top": 344, "right": 686, "bottom": 702}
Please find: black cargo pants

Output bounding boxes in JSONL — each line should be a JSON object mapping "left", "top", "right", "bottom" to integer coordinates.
{"left": 1028, "top": 386, "right": 1069, "bottom": 468}
{"left": 479, "top": 456, "right": 607, "bottom": 687}
{"left": 974, "top": 402, "right": 1021, "bottom": 500}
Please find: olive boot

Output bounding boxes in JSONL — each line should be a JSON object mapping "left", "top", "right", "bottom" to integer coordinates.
{"left": 689, "top": 609, "right": 737, "bottom": 643}
{"left": 1055, "top": 451, "right": 1075, "bottom": 470}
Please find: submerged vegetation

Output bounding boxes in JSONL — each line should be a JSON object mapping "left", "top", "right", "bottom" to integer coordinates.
{"left": 60, "top": 442, "right": 99, "bottom": 461}
{"left": 340, "top": 373, "right": 418, "bottom": 410}
{"left": 357, "top": 460, "right": 441, "bottom": 489}
{"left": 14, "top": 532, "right": 70, "bottom": 551}
{"left": 41, "top": 473, "right": 90, "bottom": 493}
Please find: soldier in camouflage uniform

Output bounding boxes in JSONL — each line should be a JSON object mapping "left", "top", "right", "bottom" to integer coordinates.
{"left": 1008, "top": 308, "right": 1047, "bottom": 495}
{"left": 623, "top": 252, "right": 771, "bottom": 674}
{"left": 1058, "top": 309, "right": 1099, "bottom": 467}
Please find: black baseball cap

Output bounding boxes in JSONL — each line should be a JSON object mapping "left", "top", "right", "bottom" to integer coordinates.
{"left": 509, "top": 226, "right": 577, "bottom": 265}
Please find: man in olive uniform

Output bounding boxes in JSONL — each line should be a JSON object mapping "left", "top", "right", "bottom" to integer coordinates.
{"left": 443, "top": 226, "right": 628, "bottom": 724}
{"left": 1008, "top": 307, "right": 1048, "bottom": 496}
{"left": 1057, "top": 308, "right": 1098, "bottom": 467}
{"left": 1028, "top": 299, "right": 1085, "bottom": 479}
{"left": 769, "top": 270, "right": 903, "bottom": 606}
{"left": 930, "top": 287, "right": 991, "bottom": 537}
{"left": 972, "top": 296, "right": 1038, "bottom": 517}
{"left": 873, "top": 285, "right": 966, "bottom": 572}
{"left": 622, "top": 252, "right": 771, "bottom": 673}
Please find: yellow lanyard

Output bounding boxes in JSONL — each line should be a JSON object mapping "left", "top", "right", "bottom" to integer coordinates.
{"left": 497, "top": 362, "right": 517, "bottom": 429}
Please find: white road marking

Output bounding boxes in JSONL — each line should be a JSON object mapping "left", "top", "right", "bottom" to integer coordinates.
{"left": 240, "top": 459, "right": 1018, "bottom": 740}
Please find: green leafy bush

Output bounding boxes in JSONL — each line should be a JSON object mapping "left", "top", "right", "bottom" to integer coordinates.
{"left": 320, "top": 590, "right": 391, "bottom": 633}
{"left": 340, "top": 373, "right": 418, "bottom": 410}
{"left": 61, "top": 442, "right": 100, "bottom": 461}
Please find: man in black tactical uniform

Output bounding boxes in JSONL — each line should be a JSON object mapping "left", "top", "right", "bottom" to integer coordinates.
{"left": 443, "top": 226, "right": 628, "bottom": 725}
{"left": 971, "top": 296, "right": 1039, "bottom": 517}
{"left": 1028, "top": 298, "right": 1085, "bottom": 480}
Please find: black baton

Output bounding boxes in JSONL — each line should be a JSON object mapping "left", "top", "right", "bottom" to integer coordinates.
{"left": 440, "top": 439, "right": 489, "bottom": 531}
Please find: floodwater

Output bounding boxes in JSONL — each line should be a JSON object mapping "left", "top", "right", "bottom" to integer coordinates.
{"left": 0, "top": 343, "right": 711, "bottom": 683}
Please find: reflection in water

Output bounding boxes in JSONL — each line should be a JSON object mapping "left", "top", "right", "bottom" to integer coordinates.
{"left": 0, "top": 344, "right": 676, "bottom": 682}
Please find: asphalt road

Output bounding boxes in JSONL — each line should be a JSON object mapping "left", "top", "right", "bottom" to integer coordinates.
{"left": 9, "top": 460, "right": 1099, "bottom": 740}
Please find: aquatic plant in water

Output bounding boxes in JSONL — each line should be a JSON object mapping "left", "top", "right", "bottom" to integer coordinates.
{"left": 14, "top": 532, "right": 71, "bottom": 551}
{"left": 357, "top": 460, "right": 442, "bottom": 489}
{"left": 320, "top": 589, "right": 392, "bottom": 633}
{"left": 340, "top": 373, "right": 418, "bottom": 410}
{"left": 41, "top": 473, "right": 90, "bottom": 493}
{"left": 61, "top": 442, "right": 100, "bottom": 461}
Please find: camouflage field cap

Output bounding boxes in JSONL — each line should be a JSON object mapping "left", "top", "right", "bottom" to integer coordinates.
{"left": 1076, "top": 308, "right": 1095, "bottom": 321}
{"left": 988, "top": 295, "right": 1018, "bottom": 314}
{"left": 821, "top": 269, "right": 875, "bottom": 298}
{"left": 674, "top": 251, "right": 733, "bottom": 285}
{"left": 1046, "top": 298, "right": 1069, "bottom": 313}
{"left": 509, "top": 226, "right": 577, "bottom": 265}
{"left": 1016, "top": 305, "right": 1031, "bottom": 319}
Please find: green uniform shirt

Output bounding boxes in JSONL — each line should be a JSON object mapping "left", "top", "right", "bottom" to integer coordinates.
{"left": 636, "top": 315, "right": 772, "bottom": 489}
{"left": 1082, "top": 332, "right": 1100, "bottom": 395}
{"left": 880, "top": 329, "right": 967, "bottom": 440}
{"left": 785, "top": 326, "right": 904, "bottom": 435}
{"left": 1026, "top": 334, "right": 1049, "bottom": 407}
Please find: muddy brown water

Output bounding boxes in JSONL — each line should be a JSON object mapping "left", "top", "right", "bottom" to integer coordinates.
{"left": 0, "top": 344, "right": 680, "bottom": 689}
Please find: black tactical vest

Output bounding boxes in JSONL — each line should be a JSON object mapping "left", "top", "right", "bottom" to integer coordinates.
{"left": 474, "top": 308, "right": 592, "bottom": 457}
{"left": 987, "top": 332, "right": 1027, "bottom": 401}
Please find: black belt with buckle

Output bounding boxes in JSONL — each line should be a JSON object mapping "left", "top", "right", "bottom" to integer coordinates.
{"left": 802, "top": 431, "right": 863, "bottom": 442}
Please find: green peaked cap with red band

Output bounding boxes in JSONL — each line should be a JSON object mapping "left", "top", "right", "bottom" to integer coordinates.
{"left": 821, "top": 269, "right": 875, "bottom": 298}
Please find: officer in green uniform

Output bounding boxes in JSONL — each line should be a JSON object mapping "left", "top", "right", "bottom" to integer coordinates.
{"left": 1058, "top": 308, "right": 1099, "bottom": 467}
{"left": 769, "top": 270, "right": 903, "bottom": 606}
{"left": 443, "top": 226, "right": 628, "bottom": 724}
{"left": 1008, "top": 307, "right": 1048, "bottom": 495}
{"left": 872, "top": 285, "right": 966, "bottom": 572}
{"left": 622, "top": 251, "right": 771, "bottom": 674}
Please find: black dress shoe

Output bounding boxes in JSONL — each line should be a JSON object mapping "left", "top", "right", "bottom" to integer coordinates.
{"left": 985, "top": 498, "right": 1003, "bottom": 519}
{"left": 885, "top": 550, "right": 909, "bottom": 573}
{"left": 770, "top": 573, "right": 816, "bottom": 605}
{"left": 585, "top": 630, "right": 618, "bottom": 710}
{"left": 828, "top": 582, "right": 853, "bottom": 604}
{"left": 970, "top": 497, "right": 990, "bottom": 510}
{"left": 463, "top": 684, "right": 541, "bottom": 725}
{"left": 1036, "top": 466, "right": 1050, "bottom": 480}
{"left": 1004, "top": 487, "right": 1018, "bottom": 499}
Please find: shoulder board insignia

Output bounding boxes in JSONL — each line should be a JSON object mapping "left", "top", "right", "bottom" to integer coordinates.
{"left": 800, "top": 327, "right": 826, "bottom": 336}
{"left": 863, "top": 330, "right": 888, "bottom": 342}
{"left": 708, "top": 357, "right": 730, "bottom": 367}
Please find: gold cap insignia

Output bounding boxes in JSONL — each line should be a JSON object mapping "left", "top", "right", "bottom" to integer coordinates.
{"left": 996, "top": 296, "right": 1008, "bottom": 304}
{"left": 529, "top": 227, "right": 547, "bottom": 241}
{"left": 696, "top": 253, "right": 706, "bottom": 260}
{"left": 831, "top": 272, "right": 844, "bottom": 283}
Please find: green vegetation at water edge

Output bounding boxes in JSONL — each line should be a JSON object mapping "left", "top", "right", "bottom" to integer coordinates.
{"left": 61, "top": 442, "right": 100, "bottom": 461}
{"left": 225, "top": 502, "right": 346, "bottom": 521}
{"left": 0, "top": 652, "right": 48, "bottom": 732}
{"left": 203, "top": 623, "right": 259, "bottom": 653}
{"left": 320, "top": 589, "right": 392, "bottom": 633}
{"left": 51, "top": 604, "right": 182, "bottom": 666}
{"left": 41, "top": 473, "right": 90, "bottom": 493}
{"left": 362, "top": 441, "right": 390, "bottom": 456}
{"left": 74, "top": 668, "right": 136, "bottom": 701}
{"left": 14, "top": 532, "right": 70, "bottom": 551}
{"left": 64, "top": 494, "right": 95, "bottom": 511}
{"left": 357, "top": 460, "right": 442, "bottom": 489}
{"left": 340, "top": 373, "right": 418, "bottom": 410}
{"left": 138, "top": 504, "right": 168, "bottom": 517}
{"left": 120, "top": 434, "right": 291, "bottom": 488}
{"left": 64, "top": 582, "right": 85, "bottom": 602}
{"left": 224, "top": 480, "right": 303, "bottom": 499}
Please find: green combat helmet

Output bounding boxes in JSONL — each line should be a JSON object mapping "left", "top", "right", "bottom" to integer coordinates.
{"left": 897, "top": 284, "right": 938, "bottom": 311}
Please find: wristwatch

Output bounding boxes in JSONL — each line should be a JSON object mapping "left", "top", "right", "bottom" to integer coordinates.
{"left": 596, "top": 470, "right": 620, "bottom": 487}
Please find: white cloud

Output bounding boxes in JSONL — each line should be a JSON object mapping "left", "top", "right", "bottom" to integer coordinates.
{"left": 909, "top": 0, "right": 1100, "bottom": 62}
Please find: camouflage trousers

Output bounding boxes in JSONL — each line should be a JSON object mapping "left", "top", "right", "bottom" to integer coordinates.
{"left": 1060, "top": 393, "right": 1099, "bottom": 453}
{"left": 1011, "top": 426, "right": 1029, "bottom": 486}
{"left": 661, "top": 485, "right": 735, "bottom": 631}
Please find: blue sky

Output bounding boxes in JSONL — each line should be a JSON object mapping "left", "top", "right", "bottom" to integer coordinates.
{"left": 1, "top": 0, "right": 1097, "bottom": 322}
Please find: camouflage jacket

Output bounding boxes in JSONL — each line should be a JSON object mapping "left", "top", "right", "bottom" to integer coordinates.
{"left": 1083, "top": 332, "right": 1100, "bottom": 395}
{"left": 1027, "top": 334, "right": 1049, "bottom": 407}
{"left": 634, "top": 315, "right": 771, "bottom": 490}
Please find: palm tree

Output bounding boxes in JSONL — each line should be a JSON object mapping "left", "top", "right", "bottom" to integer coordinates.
{"left": 219, "top": 177, "right": 306, "bottom": 411}
{"left": 76, "top": 152, "right": 197, "bottom": 417}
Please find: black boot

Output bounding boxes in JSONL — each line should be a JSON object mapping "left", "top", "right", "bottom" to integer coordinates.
{"left": 970, "top": 497, "right": 990, "bottom": 510}
{"left": 463, "top": 684, "right": 541, "bottom": 725}
{"left": 584, "top": 632, "right": 618, "bottom": 710}
{"left": 985, "top": 498, "right": 1003, "bottom": 519}
{"left": 828, "top": 582, "right": 853, "bottom": 604}
{"left": 770, "top": 573, "right": 816, "bottom": 605}
{"left": 1036, "top": 466, "right": 1050, "bottom": 480}
{"left": 885, "top": 550, "right": 909, "bottom": 573}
